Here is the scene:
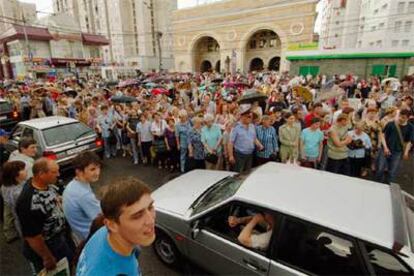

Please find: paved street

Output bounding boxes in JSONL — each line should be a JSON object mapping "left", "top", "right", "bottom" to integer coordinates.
{"left": 1, "top": 156, "right": 413, "bottom": 276}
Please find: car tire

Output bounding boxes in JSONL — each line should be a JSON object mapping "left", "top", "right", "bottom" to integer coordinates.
{"left": 153, "top": 230, "right": 182, "bottom": 268}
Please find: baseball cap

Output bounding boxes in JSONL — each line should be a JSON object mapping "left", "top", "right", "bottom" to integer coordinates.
{"left": 0, "top": 128, "right": 10, "bottom": 137}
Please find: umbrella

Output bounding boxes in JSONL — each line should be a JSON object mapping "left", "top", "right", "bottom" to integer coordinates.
{"left": 293, "top": 86, "right": 313, "bottom": 103}
{"left": 118, "top": 79, "right": 139, "bottom": 88}
{"left": 151, "top": 88, "right": 169, "bottom": 95}
{"left": 316, "top": 86, "right": 345, "bottom": 102}
{"left": 339, "top": 80, "right": 354, "bottom": 88}
{"left": 238, "top": 89, "right": 267, "bottom": 104}
{"left": 212, "top": 78, "right": 223, "bottom": 84}
{"left": 32, "top": 87, "right": 62, "bottom": 95}
{"left": 63, "top": 89, "right": 78, "bottom": 98}
{"left": 381, "top": 77, "right": 400, "bottom": 85}
{"left": 105, "top": 80, "right": 119, "bottom": 87}
{"left": 145, "top": 82, "right": 162, "bottom": 88}
{"left": 111, "top": 95, "right": 137, "bottom": 103}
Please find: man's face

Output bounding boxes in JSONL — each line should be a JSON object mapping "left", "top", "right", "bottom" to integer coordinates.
{"left": 78, "top": 164, "right": 101, "bottom": 183}
{"left": 241, "top": 113, "right": 252, "bottom": 124}
{"left": 113, "top": 193, "right": 156, "bottom": 247}
{"left": 399, "top": 115, "right": 408, "bottom": 125}
{"left": 22, "top": 144, "right": 38, "bottom": 157}
{"left": 42, "top": 161, "right": 60, "bottom": 185}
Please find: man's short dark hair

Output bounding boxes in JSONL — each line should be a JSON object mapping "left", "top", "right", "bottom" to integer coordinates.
{"left": 313, "top": 103, "right": 323, "bottom": 109}
{"left": 101, "top": 177, "right": 151, "bottom": 222}
{"left": 18, "top": 137, "right": 36, "bottom": 152}
{"left": 73, "top": 152, "right": 102, "bottom": 172}
{"left": 311, "top": 117, "right": 321, "bottom": 125}
{"left": 2, "top": 161, "right": 25, "bottom": 187}
{"left": 399, "top": 109, "right": 412, "bottom": 117}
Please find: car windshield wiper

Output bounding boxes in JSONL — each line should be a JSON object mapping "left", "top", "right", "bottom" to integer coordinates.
{"left": 74, "top": 130, "right": 93, "bottom": 141}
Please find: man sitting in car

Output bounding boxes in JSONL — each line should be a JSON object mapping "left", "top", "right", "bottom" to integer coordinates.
{"left": 228, "top": 212, "right": 275, "bottom": 251}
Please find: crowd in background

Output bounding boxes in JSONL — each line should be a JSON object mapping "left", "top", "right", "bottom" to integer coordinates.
{"left": 1, "top": 70, "right": 414, "bottom": 274}
{"left": 1, "top": 71, "right": 414, "bottom": 184}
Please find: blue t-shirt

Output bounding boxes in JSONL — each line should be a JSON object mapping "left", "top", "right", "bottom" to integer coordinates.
{"left": 62, "top": 179, "right": 101, "bottom": 240}
{"left": 301, "top": 128, "right": 324, "bottom": 158}
{"left": 76, "top": 227, "right": 140, "bottom": 276}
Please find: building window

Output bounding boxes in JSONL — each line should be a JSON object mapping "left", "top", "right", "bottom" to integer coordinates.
{"left": 405, "top": 21, "right": 412, "bottom": 32}
{"left": 371, "top": 26, "right": 376, "bottom": 31}
{"left": 374, "top": 9, "right": 378, "bottom": 14}
{"left": 402, "top": 40, "right": 410, "bottom": 46}
{"left": 376, "top": 40, "right": 382, "bottom": 47}
{"left": 379, "top": 22, "right": 385, "bottom": 29}
{"left": 369, "top": 42, "right": 374, "bottom": 47}
{"left": 382, "top": 3, "right": 388, "bottom": 9}
{"left": 398, "top": 2, "right": 405, "bottom": 13}
{"left": 409, "top": 2, "right": 414, "bottom": 13}
{"left": 395, "top": 21, "right": 402, "bottom": 32}
{"left": 392, "top": 40, "right": 399, "bottom": 47}
{"left": 357, "top": 41, "right": 362, "bottom": 48}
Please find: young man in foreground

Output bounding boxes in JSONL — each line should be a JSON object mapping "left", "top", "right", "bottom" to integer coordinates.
{"left": 76, "top": 177, "right": 155, "bottom": 276}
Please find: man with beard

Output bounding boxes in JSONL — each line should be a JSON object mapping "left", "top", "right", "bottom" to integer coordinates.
{"left": 76, "top": 177, "right": 155, "bottom": 276}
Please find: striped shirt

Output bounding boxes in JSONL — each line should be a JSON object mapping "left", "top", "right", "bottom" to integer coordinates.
{"left": 256, "top": 125, "right": 278, "bottom": 158}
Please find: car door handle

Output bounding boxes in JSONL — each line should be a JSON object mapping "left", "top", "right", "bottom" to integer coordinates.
{"left": 243, "top": 259, "right": 267, "bottom": 272}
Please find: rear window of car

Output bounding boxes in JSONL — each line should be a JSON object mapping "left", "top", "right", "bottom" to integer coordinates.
{"left": 43, "top": 122, "right": 95, "bottom": 146}
{"left": 0, "top": 101, "right": 12, "bottom": 113}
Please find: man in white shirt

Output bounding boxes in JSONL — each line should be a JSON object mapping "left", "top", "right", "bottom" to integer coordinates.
{"left": 228, "top": 212, "right": 275, "bottom": 251}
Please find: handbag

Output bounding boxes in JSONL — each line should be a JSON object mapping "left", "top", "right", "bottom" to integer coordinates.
{"left": 108, "top": 129, "right": 117, "bottom": 145}
{"left": 205, "top": 153, "right": 218, "bottom": 164}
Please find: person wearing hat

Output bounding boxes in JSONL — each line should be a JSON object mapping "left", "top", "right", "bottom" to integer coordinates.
{"left": 0, "top": 128, "right": 10, "bottom": 167}
{"left": 228, "top": 104, "right": 263, "bottom": 173}
{"left": 326, "top": 114, "right": 353, "bottom": 175}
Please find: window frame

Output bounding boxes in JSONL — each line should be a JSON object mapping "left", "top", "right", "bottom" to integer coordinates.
{"left": 270, "top": 214, "right": 370, "bottom": 275}
{"left": 196, "top": 200, "right": 283, "bottom": 258}
{"left": 359, "top": 240, "right": 413, "bottom": 275}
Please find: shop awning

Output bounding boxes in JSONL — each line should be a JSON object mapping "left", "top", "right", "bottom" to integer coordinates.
{"left": 82, "top": 33, "right": 110, "bottom": 46}
{"left": 0, "top": 24, "right": 53, "bottom": 43}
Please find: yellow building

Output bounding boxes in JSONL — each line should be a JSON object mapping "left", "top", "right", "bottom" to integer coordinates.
{"left": 171, "top": 0, "right": 318, "bottom": 73}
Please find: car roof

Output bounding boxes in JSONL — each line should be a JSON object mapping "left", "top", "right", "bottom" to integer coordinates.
{"left": 234, "top": 162, "right": 394, "bottom": 249}
{"left": 19, "top": 116, "right": 79, "bottom": 130}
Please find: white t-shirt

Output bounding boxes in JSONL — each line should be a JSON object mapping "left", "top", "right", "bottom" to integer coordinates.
{"left": 251, "top": 230, "right": 273, "bottom": 251}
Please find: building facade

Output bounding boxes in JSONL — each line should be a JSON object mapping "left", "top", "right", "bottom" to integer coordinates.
{"left": 171, "top": 0, "right": 318, "bottom": 73}
{"left": 319, "top": 0, "right": 414, "bottom": 49}
{"left": 52, "top": 0, "right": 176, "bottom": 78}
{"left": 0, "top": 13, "right": 109, "bottom": 79}
{"left": 0, "top": 0, "right": 37, "bottom": 33}
{"left": 287, "top": 49, "right": 414, "bottom": 79}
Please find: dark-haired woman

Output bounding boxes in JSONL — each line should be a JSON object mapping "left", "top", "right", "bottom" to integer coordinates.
{"left": 1, "top": 161, "right": 27, "bottom": 240}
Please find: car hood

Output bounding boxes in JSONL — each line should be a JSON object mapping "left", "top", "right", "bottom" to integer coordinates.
{"left": 152, "top": 170, "right": 235, "bottom": 217}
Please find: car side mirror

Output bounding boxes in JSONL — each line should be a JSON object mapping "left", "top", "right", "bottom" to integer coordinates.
{"left": 191, "top": 220, "right": 201, "bottom": 240}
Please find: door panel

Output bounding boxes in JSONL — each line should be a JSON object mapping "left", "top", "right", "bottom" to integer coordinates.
{"left": 269, "top": 260, "right": 307, "bottom": 276}
{"left": 187, "top": 229, "right": 270, "bottom": 275}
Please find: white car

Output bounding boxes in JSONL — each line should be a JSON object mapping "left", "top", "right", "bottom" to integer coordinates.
{"left": 152, "top": 162, "right": 414, "bottom": 275}
{"left": 5, "top": 116, "right": 103, "bottom": 171}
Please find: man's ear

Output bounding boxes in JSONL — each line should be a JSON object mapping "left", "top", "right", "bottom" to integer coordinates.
{"left": 104, "top": 218, "right": 119, "bottom": 234}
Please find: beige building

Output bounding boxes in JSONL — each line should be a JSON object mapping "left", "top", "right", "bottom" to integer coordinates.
{"left": 172, "top": 0, "right": 318, "bottom": 73}
{"left": 0, "top": 0, "right": 37, "bottom": 33}
{"left": 53, "top": 0, "right": 176, "bottom": 77}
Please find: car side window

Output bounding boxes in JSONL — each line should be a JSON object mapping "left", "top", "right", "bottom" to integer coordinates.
{"left": 11, "top": 126, "right": 23, "bottom": 141}
{"left": 22, "top": 127, "right": 34, "bottom": 138}
{"left": 201, "top": 203, "right": 275, "bottom": 254}
{"left": 364, "top": 244, "right": 411, "bottom": 275}
{"left": 273, "top": 217, "right": 364, "bottom": 275}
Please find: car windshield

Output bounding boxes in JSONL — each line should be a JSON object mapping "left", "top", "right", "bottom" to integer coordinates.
{"left": 0, "top": 102, "right": 12, "bottom": 113}
{"left": 43, "top": 122, "right": 94, "bottom": 146}
{"left": 191, "top": 174, "right": 245, "bottom": 216}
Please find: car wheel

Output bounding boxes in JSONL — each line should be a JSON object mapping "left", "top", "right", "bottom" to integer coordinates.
{"left": 153, "top": 231, "right": 181, "bottom": 267}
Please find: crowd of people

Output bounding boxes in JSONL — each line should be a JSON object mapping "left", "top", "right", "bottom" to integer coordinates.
{"left": 0, "top": 70, "right": 414, "bottom": 274}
